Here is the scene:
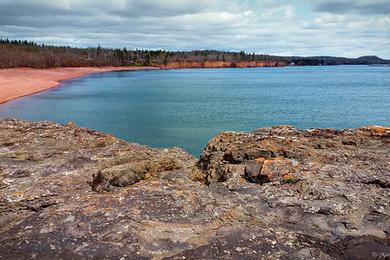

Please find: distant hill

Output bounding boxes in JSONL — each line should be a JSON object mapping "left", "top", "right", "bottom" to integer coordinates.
{"left": 356, "top": 56, "right": 390, "bottom": 64}
{"left": 288, "top": 55, "right": 390, "bottom": 66}
{"left": 1, "top": 39, "right": 389, "bottom": 69}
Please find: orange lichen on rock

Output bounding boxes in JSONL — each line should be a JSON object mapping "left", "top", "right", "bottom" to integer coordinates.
{"left": 260, "top": 157, "right": 290, "bottom": 181}
{"left": 255, "top": 157, "right": 266, "bottom": 164}
{"left": 358, "top": 126, "right": 390, "bottom": 136}
{"left": 249, "top": 156, "right": 300, "bottom": 183}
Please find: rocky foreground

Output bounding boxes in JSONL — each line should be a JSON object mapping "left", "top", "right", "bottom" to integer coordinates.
{"left": 0, "top": 119, "right": 389, "bottom": 259}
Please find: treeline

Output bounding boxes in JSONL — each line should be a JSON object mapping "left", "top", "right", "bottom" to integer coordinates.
{"left": 1, "top": 39, "right": 389, "bottom": 69}
{"left": 0, "top": 39, "right": 286, "bottom": 69}
{"left": 296, "top": 55, "right": 390, "bottom": 65}
{"left": 287, "top": 55, "right": 390, "bottom": 66}
{"left": 0, "top": 39, "right": 144, "bottom": 68}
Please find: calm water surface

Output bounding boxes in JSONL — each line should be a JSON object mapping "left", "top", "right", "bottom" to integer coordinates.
{"left": 1, "top": 66, "right": 389, "bottom": 155}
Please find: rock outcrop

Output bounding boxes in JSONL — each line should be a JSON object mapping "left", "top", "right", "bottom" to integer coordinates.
{"left": 161, "top": 61, "right": 286, "bottom": 69}
{"left": 0, "top": 119, "right": 389, "bottom": 259}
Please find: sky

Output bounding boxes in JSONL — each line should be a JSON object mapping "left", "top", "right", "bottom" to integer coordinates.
{"left": 0, "top": 0, "right": 389, "bottom": 58}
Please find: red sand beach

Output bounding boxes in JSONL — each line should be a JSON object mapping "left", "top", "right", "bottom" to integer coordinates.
{"left": 0, "top": 67, "right": 157, "bottom": 104}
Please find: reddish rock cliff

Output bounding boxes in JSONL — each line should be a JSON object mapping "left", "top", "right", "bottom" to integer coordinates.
{"left": 161, "top": 61, "right": 286, "bottom": 69}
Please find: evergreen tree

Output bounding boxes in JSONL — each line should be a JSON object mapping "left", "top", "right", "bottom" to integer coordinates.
{"left": 96, "top": 44, "right": 101, "bottom": 57}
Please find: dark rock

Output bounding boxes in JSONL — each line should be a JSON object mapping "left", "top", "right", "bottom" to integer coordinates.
{"left": 223, "top": 151, "right": 244, "bottom": 164}
{"left": 92, "top": 163, "right": 146, "bottom": 191}
{"left": 245, "top": 162, "right": 262, "bottom": 179}
{"left": 92, "top": 157, "right": 183, "bottom": 192}
{"left": 244, "top": 149, "right": 274, "bottom": 160}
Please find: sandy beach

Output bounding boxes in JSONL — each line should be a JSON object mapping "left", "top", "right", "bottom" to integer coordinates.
{"left": 0, "top": 66, "right": 158, "bottom": 104}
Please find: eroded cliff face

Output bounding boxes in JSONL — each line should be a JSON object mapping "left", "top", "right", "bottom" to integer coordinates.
{"left": 161, "top": 61, "right": 286, "bottom": 69}
{"left": 0, "top": 119, "right": 389, "bottom": 259}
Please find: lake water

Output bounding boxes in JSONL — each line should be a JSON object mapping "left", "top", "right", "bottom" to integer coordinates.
{"left": 1, "top": 66, "right": 389, "bottom": 155}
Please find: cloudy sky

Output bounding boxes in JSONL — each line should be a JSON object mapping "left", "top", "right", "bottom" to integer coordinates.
{"left": 0, "top": 0, "right": 389, "bottom": 58}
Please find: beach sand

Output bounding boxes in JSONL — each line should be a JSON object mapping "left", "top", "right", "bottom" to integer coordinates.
{"left": 0, "top": 66, "right": 158, "bottom": 104}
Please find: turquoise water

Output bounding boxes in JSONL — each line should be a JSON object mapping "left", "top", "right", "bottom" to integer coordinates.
{"left": 0, "top": 66, "right": 389, "bottom": 155}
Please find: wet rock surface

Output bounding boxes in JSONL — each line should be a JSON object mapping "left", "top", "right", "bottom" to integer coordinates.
{"left": 1, "top": 119, "right": 389, "bottom": 259}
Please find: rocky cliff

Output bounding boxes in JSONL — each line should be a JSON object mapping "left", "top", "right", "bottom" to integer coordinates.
{"left": 0, "top": 119, "right": 389, "bottom": 259}
{"left": 161, "top": 61, "right": 286, "bottom": 69}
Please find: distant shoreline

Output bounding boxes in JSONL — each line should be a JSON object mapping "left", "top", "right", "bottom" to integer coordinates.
{"left": 0, "top": 66, "right": 158, "bottom": 104}
{"left": 0, "top": 62, "right": 284, "bottom": 104}
{"left": 0, "top": 63, "right": 387, "bottom": 104}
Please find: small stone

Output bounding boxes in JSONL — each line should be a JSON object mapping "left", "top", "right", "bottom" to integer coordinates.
{"left": 63, "top": 215, "right": 75, "bottom": 223}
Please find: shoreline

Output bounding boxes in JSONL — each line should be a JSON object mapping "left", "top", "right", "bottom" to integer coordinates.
{"left": 0, "top": 64, "right": 281, "bottom": 105}
{"left": 0, "top": 66, "right": 158, "bottom": 104}
{"left": 0, "top": 64, "right": 375, "bottom": 105}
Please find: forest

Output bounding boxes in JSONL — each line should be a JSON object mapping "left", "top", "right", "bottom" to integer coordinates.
{"left": 1, "top": 39, "right": 389, "bottom": 69}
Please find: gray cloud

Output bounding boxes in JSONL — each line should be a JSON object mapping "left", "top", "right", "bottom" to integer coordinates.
{"left": 316, "top": 0, "right": 390, "bottom": 15}
{"left": 0, "top": 0, "right": 389, "bottom": 58}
